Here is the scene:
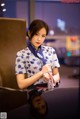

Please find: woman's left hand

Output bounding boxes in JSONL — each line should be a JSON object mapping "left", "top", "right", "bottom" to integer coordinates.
{"left": 43, "top": 72, "right": 52, "bottom": 82}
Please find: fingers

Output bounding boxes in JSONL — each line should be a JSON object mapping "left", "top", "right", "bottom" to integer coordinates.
{"left": 41, "top": 64, "right": 52, "bottom": 74}
{"left": 43, "top": 78, "right": 48, "bottom": 83}
{"left": 43, "top": 73, "right": 50, "bottom": 81}
{"left": 43, "top": 72, "right": 53, "bottom": 82}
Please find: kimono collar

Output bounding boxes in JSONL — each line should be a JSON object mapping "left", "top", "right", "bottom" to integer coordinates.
{"left": 27, "top": 40, "right": 46, "bottom": 65}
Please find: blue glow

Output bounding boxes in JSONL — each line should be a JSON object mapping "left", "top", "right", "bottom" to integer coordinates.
{"left": 67, "top": 52, "right": 71, "bottom": 57}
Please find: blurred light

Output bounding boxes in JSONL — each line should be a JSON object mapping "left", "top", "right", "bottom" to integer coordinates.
{"left": 62, "top": 48, "right": 66, "bottom": 53}
{"left": 1, "top": 3, "right": 5, "bottom": 7}
{"left": 67, "top": 52, "right": 71, "bottom": 57}
{"left": 76, "top": 50, "right": 80, "bottom": 56}
{"left": 70, "top": 36, "right": 77, "bottom": 42}
{"left": 2, "top": 8, "right": 6, "bottom": 12}
{"left": 57, "top": 18, "right": 66, "bottom": 31}
{"left": 49, "top": 30, "right": 54, "bottom": 35}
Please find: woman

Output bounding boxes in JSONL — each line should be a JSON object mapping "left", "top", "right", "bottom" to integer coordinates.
{"left": 15, "top": 19, "right": 60, "bottom": 91}
{"left": 28, "top": 89, "right": 48, "bottom": 119}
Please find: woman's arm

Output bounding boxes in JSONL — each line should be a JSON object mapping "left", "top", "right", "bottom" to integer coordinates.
{"left": 16, "top": 71, "right": 43, "bottom": 89}
{"left": 43, "top": 67, "right": 60, "bottom": 83}
{"left": 16, "top": 64, "right": 51, "bottom": 89}
{"left": 52, "top": 67, "right": 59, "bottom": 75}
{"left": 52, "top": 67, "right": 60, "bottom": 83}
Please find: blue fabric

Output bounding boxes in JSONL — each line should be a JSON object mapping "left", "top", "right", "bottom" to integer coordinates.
{"left": 27, "top": 40, "right": 47, "bottom": 65}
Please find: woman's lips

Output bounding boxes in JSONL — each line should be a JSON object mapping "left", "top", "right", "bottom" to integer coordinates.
{"left": 36, "top": 42, "right": 40, "bottom": 45}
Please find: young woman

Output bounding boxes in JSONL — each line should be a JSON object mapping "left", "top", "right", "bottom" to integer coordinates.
{"left": 28, "top": 89, "right": 48, "bottom": 119}
{"left": 15, "top": 19, "right": 60, "bottom": 91}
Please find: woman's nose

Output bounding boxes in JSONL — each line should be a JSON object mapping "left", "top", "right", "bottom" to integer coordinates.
{"left": 37, "top": 35, "right": 42, "bottom": 40}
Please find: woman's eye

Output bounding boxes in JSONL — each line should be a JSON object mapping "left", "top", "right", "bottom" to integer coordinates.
{"left": 35, "top": 33, "right": 39, "bottom": 36}
{"left": 42, "top": 35, "right": 46, "bottom": 37}
{"left": 35, "top": 33, "right": 46, "bottom": 38}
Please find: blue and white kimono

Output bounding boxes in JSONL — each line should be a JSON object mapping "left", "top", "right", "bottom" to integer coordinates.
{"left": 15, "top": 42, "right": 60, "bottom": 88}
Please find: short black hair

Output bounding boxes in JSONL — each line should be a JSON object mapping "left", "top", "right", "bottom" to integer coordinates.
{"left": 26, "top": 19, "right": 49, "bottom": 39}
{"left": 28, "top": 89, "right": 42, "bottom": 104}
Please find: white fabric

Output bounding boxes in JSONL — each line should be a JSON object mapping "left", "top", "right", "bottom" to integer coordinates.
{"left": 52, "top": 73, "right": 60, "bottom": 83}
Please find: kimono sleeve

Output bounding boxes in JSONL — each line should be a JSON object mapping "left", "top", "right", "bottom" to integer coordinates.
{"left": 52, "top": 48, "right": 60, "bottom": 68}
{"left": 15, "top": 51, "right": 26, "bottom": 74}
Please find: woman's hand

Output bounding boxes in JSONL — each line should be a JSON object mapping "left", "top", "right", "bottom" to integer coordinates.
{"left": 41, "top": 64, "right": 51, "bottom": 74}
{"left": 41, "top": 64, "right": 52, "bottom": 82}
{"left": 43, "top": 72, "right": 50, "bottom": 82}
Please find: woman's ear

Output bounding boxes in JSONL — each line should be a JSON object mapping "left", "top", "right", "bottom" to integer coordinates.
{"left": 28, "top": 31, "right": 31, "bottom": 38}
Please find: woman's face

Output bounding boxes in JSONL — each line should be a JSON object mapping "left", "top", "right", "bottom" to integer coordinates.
{"left": 32, "top": 95, "right": 47, "bottom": 115}
{"left": 30, "top": 28, "right": 47, "bottom": 50}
